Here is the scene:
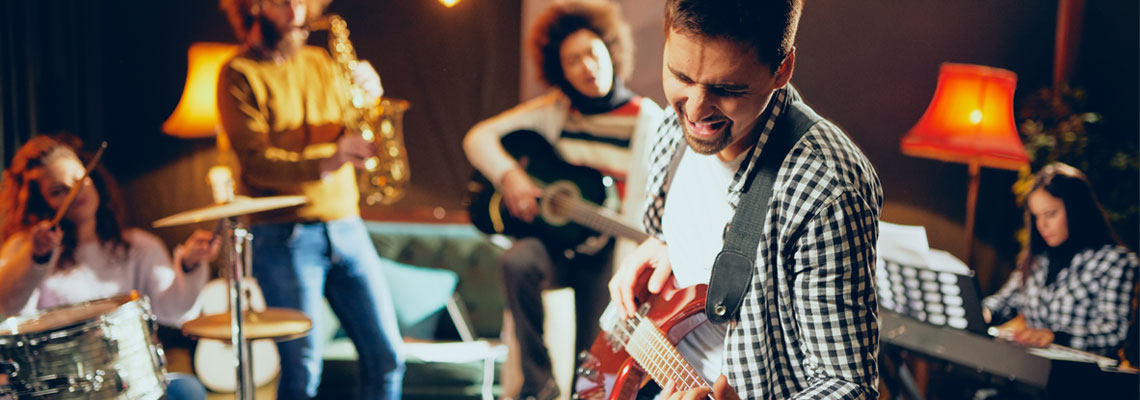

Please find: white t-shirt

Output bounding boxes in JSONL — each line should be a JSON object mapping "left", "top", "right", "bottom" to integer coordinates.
{"left": 20, "top": 229, "right": 208, "bottom": 327}
{"left": 661, "top": 149, "right": 748, "bottom": 288}
{"left": 660, "top": 148, "right": 751, "bottom": 383}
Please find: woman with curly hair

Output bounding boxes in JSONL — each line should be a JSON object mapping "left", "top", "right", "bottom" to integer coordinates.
{"left": 984, "top": 162, "right": 1139, "bottom": 356}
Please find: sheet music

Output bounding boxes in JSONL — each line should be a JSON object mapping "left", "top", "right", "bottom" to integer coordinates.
{"left": 878, "top": 222, "right": 930, "bottom": 268}
{"left": 924, "top": 249, "right": 972, "bottom": 275}
{"left": 878, "top": 222, "right": 971, "bottom": 274}
{"left": 877, "top": 221, "right": 987, "bottom": 333}
{"left": 1027, "top": 344, "right": 1118, "bottom": 367}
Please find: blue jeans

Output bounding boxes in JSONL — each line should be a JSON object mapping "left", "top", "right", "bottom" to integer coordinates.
{"left": 251, "top": 218, "right": 405, "bottom": 400}
{"left": 166, "top": 373, "right": 206, "bottom": 400}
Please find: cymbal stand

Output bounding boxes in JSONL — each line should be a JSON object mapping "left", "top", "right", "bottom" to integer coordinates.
{"left": 223, "top": 216, "right": 255, "bottom": 400}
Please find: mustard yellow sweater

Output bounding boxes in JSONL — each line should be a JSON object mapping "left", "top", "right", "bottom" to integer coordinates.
{"left": 217, "top": 46, "right": 358, "bottom": 223}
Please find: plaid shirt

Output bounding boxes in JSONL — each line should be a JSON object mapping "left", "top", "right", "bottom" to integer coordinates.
{"left": 642, "top": 86, "right": 883, "bottom": 399}
{"left": 983, "top": 244, "right": 1139, "bottom": 355}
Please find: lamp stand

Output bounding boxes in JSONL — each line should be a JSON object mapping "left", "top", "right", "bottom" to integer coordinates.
{"left": 963, "top": 159, "right": 981, "bottom": 269}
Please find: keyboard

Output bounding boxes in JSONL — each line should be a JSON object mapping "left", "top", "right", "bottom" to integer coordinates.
{"left": 880, "top": 310, "right": 1137, "bottom": 396}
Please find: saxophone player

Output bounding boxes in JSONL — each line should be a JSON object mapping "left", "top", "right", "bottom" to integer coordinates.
{"left": 216, "top": 0, "right": 404, "bottom": 399}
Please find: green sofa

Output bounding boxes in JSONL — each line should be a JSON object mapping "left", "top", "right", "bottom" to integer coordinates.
{"left": 315, "top": 221, "right": 508, "bottom": 400}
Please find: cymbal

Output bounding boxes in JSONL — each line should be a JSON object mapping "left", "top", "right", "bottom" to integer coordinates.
{"left": 182, "top": 308, "right": 312, "bottom": 342}
{"left": 153, "top": 196, "right": 308, "bottom": 228}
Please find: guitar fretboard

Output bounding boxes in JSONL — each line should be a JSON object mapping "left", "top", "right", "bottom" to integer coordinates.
{"left": 547, "top": 195, "right": 650, "bottom": 243}
{"left": 623, "top": 313, "right": 706, "bottom": 392}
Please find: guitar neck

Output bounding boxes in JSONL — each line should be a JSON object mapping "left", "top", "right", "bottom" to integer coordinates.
{"left": 624, "top": 314, "right": 707, "bottom": 392}
{"left": 558, "top": 197, "right": 650, "bottom": 243}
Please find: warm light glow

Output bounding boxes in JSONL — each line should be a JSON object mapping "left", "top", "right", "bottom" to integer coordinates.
{"left": 206, "top": 165, "right": 235, "bottom": 204}
{"left": 440, "top": 0, "right": 460, "bottom": 7}
{"left": 162, "top": 43, "right": 240, "bottom": 138}
{"left": 968, "top": 109, "right": 983, "bottom": 125}
{"left": 901, "top": 63, "right": 1028, "bottom": 170}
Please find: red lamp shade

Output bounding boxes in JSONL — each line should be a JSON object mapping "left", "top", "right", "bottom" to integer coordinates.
{"left": 901, "top": 63, "right": 1028, "bottom": 171}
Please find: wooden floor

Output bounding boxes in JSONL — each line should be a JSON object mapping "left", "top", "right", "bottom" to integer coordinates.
{"left": 204, "top": 383, "right": 277, "bottom": 400}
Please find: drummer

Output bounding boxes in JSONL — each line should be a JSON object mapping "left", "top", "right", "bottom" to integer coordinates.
{"left": 0, "top": 134, "right": 215, "bottom": 400}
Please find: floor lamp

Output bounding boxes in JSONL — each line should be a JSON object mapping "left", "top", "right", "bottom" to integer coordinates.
{"left": 162, "top": 42, "right": 263, "bottom": 398}
{"left": 163, "top": 42, "right": 240, "bottom": 196}
{"left": 901, "top": 63, "right": 1029, "bottom": 267}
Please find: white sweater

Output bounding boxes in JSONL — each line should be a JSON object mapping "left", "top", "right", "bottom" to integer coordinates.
{"left": 18, "top": 229, "right": 209, "bottom": 327}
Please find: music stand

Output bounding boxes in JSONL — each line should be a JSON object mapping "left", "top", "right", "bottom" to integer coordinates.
{"left": 876, "top": 251, "right": 988, "bottom": 335}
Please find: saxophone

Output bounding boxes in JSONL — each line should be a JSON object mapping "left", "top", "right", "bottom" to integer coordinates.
{"left": 310, "top": 14, "right": 410, "bottom": 206}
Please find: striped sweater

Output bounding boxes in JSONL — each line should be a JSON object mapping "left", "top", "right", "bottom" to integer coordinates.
{"left": 464, "top": 89, "right": 663, "bottom": 222}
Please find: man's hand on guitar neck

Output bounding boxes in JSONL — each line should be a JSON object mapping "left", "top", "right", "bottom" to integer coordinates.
{"left": 661, "top": 375, "right": 740, "bottom": 400}
{"left": 500, "top": 167, "right": 543, "bottom": 222}
{"left": 608, "top": 237, "right": 675, "bottom": 318}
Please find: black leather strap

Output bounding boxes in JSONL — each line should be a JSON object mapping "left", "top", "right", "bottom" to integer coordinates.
{"left": 705, "top": 101, "right": 821, "bottom": 324}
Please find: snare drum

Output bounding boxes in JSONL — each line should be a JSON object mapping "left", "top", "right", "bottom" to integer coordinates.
{"left": 0, "top": 293, "right": 167, "bottom": 399}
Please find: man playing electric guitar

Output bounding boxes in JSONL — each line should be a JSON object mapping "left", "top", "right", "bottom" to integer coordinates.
{"left": 609, "top": 1, "right": 883, "bottom": 399}
{"left": 462, "top": 1, "right": 661, "bottom": 398}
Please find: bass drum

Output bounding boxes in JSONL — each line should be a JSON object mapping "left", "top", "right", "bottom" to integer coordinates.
{"left": 0, "top": 293, "right": 167, "bottom": 399}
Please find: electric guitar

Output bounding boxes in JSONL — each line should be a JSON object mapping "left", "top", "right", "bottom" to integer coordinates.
{"left": 575, "top": 277, "right": 717, "bottom": 400}
{"left": 466, "top": 130, "right": 648, "bottom": 253}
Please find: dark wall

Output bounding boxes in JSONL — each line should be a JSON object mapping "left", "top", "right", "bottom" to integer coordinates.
{"left": 791, "top": 1, "right": 1137, "bottom": 292}
{"left": 2, "top": 0, "right": 522, "bottom": 248}
{"left": 612, "top": 1, "right": 1135, "bottom": 292}
{"left": 609, "top": 1, "right": 1067, "bottom": 291}
{"left": 793, "top": 2, "right": 1059, "bottom": 291}
{"left": 2, "top": 1, "right": 1137, "bottom": 294}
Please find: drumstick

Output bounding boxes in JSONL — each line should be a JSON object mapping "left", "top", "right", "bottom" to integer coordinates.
{"left": 50, "top": 141, "right": 108, "bottom": 227}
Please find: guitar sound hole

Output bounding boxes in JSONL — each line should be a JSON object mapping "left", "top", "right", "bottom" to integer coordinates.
{"left": 547, "top": 189, "right": 572, "bottom": 216}
{"left": 541, "top": 181, "right": 580, "bottom": 225}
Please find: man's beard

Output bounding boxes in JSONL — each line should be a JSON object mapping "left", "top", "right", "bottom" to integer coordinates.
{"left": 680, "top": 117, "right": 733, "bottom": 155}
{"left": 258, "top": 17, "right": 307, "bottom": 56}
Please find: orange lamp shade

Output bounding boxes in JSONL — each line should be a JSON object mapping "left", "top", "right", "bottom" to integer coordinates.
{"left": 901, "top": 63, "right": 1028, "bottom": 171}
{"left": 162, "top": 43, "right": 240, "bottom": 138}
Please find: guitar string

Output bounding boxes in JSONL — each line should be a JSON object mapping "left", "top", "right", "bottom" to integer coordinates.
{"left": 634, "top": 313, "right": 703, "bottom": 389}
{"left": 642, "top": 322, "right": 701, "bottom": 391}
{"left": 547, "top": 194, "right": 647, "bottom": 241}
{"left": 620, "top": 302, "right": 703, "bottom": 390}
{"left": 625, "top": 313, "right": 705, "bottom": 391}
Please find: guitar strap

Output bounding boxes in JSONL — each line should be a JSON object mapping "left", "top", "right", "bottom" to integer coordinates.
{"left": 705, "top": 101, "right": 821, "bottom": 324}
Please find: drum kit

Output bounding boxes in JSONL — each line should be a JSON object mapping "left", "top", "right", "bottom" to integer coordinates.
{"left": 0, "top": 195, "right": 313, "bottom": 399}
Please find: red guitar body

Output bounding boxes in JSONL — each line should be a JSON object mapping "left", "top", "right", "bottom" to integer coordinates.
{"left": 574, "top": 282, "right": 710, "bottom": 400}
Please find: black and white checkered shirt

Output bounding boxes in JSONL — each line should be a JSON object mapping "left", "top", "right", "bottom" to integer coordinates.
{"left": 643, "top": 86, "right": 883, "bottom": 399}
{"left": 983, "top": 244, "right": 1139, "bottom": 355}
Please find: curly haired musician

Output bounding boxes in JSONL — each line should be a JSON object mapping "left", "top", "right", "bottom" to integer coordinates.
{"left": 609, "top": 0, "right": 883, "bottom": 398}
{"left": 463, "top": 0, "right": 662, "bottom": 398}
{"left": 216, "top": 0, "right": 404, "bottom": 398}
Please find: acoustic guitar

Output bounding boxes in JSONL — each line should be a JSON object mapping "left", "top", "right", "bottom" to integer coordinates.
{"left": 466, "top": 130, "right": 647, "bottom": 253}
{"left": 468, "top": 131, "right": 721, "bottom": 398}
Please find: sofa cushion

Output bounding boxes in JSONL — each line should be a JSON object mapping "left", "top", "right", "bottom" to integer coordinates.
{"left": 364, "top": 222, "right": 505, "bottom": 338}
